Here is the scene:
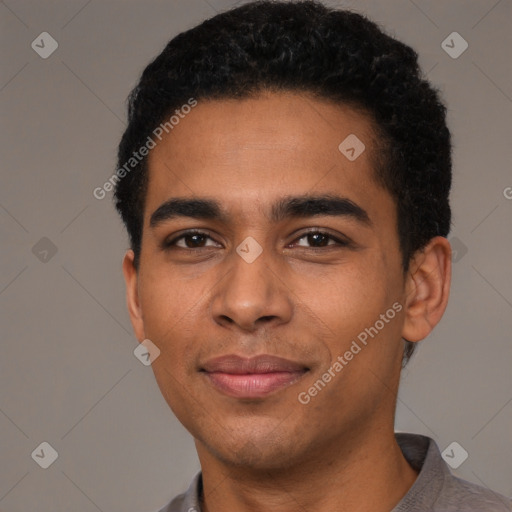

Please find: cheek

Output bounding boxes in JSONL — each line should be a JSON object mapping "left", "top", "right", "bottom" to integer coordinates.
{"left": 297, "top": 260, "right": 390, "bottom": 331}
{"left": 139, "top": 261, "right": 202, "bottom": 325}
{"left": 305, "top": 259, "right": 403, "bottom": 373}
{"left": 137, "top": 266, "right": 202, "bottom": 368}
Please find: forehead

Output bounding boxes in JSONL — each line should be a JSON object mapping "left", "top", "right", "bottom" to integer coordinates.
{"left": 144, "top": 92, "right": 391, "bottom": 223}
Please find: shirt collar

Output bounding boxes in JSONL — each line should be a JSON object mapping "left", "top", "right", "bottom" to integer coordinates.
{"left": 391, "top": 433, "right": 449, "bottom": 511}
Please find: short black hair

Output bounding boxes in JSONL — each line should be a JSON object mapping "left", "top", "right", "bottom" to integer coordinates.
{"left": 114, "top": 0, "right": 452, "bottom": 364}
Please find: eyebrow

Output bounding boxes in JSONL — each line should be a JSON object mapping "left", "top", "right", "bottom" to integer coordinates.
{"left": 149, "top": 194, "right": 372, "bottom": 228}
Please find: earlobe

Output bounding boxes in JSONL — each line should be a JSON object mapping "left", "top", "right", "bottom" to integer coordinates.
{"left": 401, "top": 236, "right": 452, "bottom": 343}
{"left": 122, "top": 250, "right": 145, "bottom": 342}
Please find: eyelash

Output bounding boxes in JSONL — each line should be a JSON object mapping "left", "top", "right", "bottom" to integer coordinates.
{"left": 162, "top": 229, "right": 351, "bottom": 251}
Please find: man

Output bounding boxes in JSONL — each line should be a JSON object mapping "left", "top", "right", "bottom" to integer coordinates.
{"left": 114, "top": 1, "right": 511, "bottom": 511}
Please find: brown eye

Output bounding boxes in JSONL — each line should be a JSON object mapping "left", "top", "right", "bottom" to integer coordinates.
{"left": 180, "top": 234, "right": 209, "bottom": 248}
{"left": 294, "top": 231, "right": 348, "bottom": 248}
{"left": 162, "top": 230, "right": 221, "bottom": 250}
{"left": 306, "top": 232, "right": 330, "bottom": 247}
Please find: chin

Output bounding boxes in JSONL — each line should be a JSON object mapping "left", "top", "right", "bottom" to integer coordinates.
{"left": 201, "top": 426, "right": 305, "bottom": 472}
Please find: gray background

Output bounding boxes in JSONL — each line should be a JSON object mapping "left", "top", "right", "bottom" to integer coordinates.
{"left": 1, "top": 0, "right": 511, "bottom": 511}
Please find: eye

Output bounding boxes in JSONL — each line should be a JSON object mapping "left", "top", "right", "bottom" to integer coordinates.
{"left": 291, "top": 230, "right": 349, "bottom": 249}
{"left": 162, "top": 229, "right": 350, "bottom": 252}
{"left": 163, "top": 230, "right": 220, "bottom": 250}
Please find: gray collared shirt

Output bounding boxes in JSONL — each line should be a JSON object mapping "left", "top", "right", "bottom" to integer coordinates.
{"left": 155, "top": 433, "right": 511, "bottom": 512}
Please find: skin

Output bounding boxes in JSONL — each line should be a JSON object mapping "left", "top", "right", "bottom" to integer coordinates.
{"left": 123, "top": 91, "right": 452, "bottom": 512}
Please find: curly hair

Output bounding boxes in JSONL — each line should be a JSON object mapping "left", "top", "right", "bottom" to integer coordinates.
{"left": 114, "top": 0, "right": 452, "bottom": 365}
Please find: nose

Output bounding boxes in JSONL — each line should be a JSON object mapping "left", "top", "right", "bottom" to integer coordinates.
{"left": 210, "top": 247, "right": 293, "bottom": 332}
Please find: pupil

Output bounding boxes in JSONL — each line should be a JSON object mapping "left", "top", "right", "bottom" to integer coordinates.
{"left": 309, "top": 233, "right": 328, "bottom": 247}
{"left": 187, "top": 234, "right": 205, "bottom": 248}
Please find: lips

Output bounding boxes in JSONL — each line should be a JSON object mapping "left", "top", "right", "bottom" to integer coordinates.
{"left": 201, "top": 354, "right": 309, "bottom": 398}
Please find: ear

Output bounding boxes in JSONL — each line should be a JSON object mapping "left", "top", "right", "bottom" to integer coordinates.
{"left": 122, "top": 250, "right": 145, "bottom": 342}
{"left": 402, "top": 236, "right": 452, "bottom": 343}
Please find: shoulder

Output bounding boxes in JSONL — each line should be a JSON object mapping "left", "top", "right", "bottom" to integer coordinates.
{"left": 433, "top": 474, "right": 511, "bottom": 511}
{"left": 394, "top": 433, "right": 510, "bottom": 512}
{"left": 153, "top": 492, "right": 186, "bottom": 512}
{"left": 153, "top": 471, "right": 202, "bottom": 512}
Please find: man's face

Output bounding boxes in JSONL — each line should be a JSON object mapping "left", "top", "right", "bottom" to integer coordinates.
{"left": 125, "top": 92, "right": 409, "bottom": 469}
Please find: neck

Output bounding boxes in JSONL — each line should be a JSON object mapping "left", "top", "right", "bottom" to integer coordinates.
{"left": 196, "top": 428, "right": 418, "bottom": 512}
